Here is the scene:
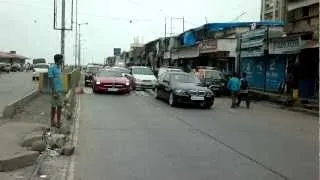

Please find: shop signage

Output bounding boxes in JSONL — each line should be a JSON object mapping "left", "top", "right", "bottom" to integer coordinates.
{"left": 269, "top": 36, "right": 301, "bottom": 54}
{"left": 172, "top": 46, "right": 199, "bottom": 60}
{"left": 199, "top": 39, "right": 217, "bottom": 53}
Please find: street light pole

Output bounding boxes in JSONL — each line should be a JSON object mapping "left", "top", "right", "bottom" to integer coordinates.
{"left": 74, "top": 0, "right": 78, "bottom": 67}
{"left": 78, "top": 22, "right": 88, "bottom": 67}
{"left": 61, "top": 0, "right": 66, "bottom": 67}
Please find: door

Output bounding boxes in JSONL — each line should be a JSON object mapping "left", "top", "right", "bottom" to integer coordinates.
{"left": 158, "top": 73, "right": 169, "bottom": 99}
{"left": 162, "top": 74, "right": 171, "bottom": 100}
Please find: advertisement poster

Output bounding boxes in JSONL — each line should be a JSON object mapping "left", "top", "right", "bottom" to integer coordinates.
{"left": 240, "top": 57, "right": 266, "bottom": 90}
{"left": 265, "top": 56, "right": 285, "bottom": 92}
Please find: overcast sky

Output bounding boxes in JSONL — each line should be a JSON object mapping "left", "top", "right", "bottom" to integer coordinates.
{"left": 0, "top": 0, "right": 260, "bottom": 64}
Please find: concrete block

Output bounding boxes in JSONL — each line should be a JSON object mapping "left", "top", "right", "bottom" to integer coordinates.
{"left": 0, "top": 151, "right": 39, "bottom": 172}
{"left": 61, "top": 143, "right": 75, "bottom": 156}
{"left": 31, "top": 140, "right": 46, "bottom": 152}
{"left": 2, "top": 90, "right": 40, "bottom": 118}
{"left": 20, "top": 133, "right": 43, "bottom": 147}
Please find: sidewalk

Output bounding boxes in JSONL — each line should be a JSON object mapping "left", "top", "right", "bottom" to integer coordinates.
{"left": 0, "top": 94, "right": 50, "bottom": 179}
{"left": 249, "top": 89, "right": 319, "bottom": 116}
{"left": 0, "top": 72, "right": 37, "bottom": 116}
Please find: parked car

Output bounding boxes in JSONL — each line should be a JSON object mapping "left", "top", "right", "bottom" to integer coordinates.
{"left": 11, "top": 63, "right": 23, "bottom": 72}
{"left": 92, "top": 70, "right": 131, "bottom": 94}
{"left": 84, "top": 65, "right": 100, "bottom": 87}
{"left": 32, "top": 63, "right": 49, "bottom": 80}
{"left": 194, "top": 67, "right": 227, "bottom": 96}
{"left": 155, "top": 72, "right": 214, "bottom": 109}
{"left": 0, "top": 63, "right": 10, "bottom": 73}
{"left": 157, "top": 66, "right": 183, "bottom": 78}
{"left": 129, "top": 66, "right": 157, "bottom": 90}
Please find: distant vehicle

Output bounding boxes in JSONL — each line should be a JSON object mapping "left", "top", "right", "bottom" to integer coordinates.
{"left": 157, "top": 67, "right": 183, "bottom": 78}
{"left": 32, "top": 63, "right": 49, "bottom": 80}
{"left": 92, "top": 70, "right": 131, "bottom": 94}
{"left": 11, "top": 63, "right": 23, "bottom": 72}
{"left": 194, "top": 68, "right": 227, "bottom": 96}
{"left": 155, "top": 72, "right": 214, "bottom": 109}
{"left": 110, "top": 66, "right": 134, "bottom": 87}
{"left": 33, "top": 58, "right": 46, "bottom": 65}
{"left": 129, "top": 66, "right": 157, "bottom": 90}
{"left": 0, "top": 63, "right": 10, "bottom": 73}
{"left": 84, "top": 65, "right": 100, "bottom": 87}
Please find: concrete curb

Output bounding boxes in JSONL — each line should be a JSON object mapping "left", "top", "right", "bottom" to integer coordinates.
{"left": 0, "top": 151, "right": 39, "bottom": 172}
{"left": 2, "top": 90, "right": 40, "bottom": 118}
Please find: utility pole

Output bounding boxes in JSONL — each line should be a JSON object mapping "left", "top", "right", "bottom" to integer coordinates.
{"left": 170, "top": 16, "right": 173, "bottom": 36}
{"left": 182, "top": 17, "right": 185, "bottom": 32}
{"left": 74, "top": 0, "right": 78, "bottom": 67}
{"left": 61, "top": 0, "right": 66, "bottom": 67}
{"left": 78, "top": 24, "right": 81, "bottom": 67}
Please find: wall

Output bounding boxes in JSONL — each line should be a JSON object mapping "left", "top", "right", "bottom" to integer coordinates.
{"left": 286, "top": 3, "right": 319, "bottom": 40}
{"left": 217, "top": 39, "right": 237, "bottom": 57}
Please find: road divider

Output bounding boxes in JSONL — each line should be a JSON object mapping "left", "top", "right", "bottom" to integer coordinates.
{"left": 2, "top": 90, "right": 40, "bottom": 118}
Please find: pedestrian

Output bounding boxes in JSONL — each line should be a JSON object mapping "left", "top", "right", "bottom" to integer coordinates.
{"left": 48, "top": 54, "right": 64, "bottom": 129}
{"left": 227, "top": 72, "right": 240, "bottom": 108}
{"left": 237, "top": 72, "right": 250, "bottom": 108}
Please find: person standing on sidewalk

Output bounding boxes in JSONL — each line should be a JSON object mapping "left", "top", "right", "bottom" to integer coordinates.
{"left": 237, "top": 72, "right": 250, "bottom": 108}
{"left": 48, "top": 54, "right": 63, "bottom": 129}
{"left": 227, "top": 72, "right": 240, "bottom": 108}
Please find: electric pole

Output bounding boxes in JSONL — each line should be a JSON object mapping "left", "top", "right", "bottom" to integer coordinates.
{"left": 61, "top": 0, "right": 66, "bottom": 67}
{"left": 74, "top": 0, "right": 78, "bottom": 67}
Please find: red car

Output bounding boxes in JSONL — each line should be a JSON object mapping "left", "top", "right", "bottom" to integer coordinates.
{"left": 92, "top": 70, "right": 131, "bottom": 94}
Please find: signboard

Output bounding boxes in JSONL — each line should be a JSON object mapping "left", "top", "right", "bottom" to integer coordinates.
{"left": 113, "top": 48, "right": 121, "bottom": 56}
{"left": 199, "top": 39, "right": 217, "bottom": 53}
{"left": 269, "top": 36, "right": 301, "bottom": 54}
{"left": 240, "top": 57, "right": 266, "bottom": 90}
{"left": 240, "top": 47, "right": 265, "bottom": 58}
{"left": 172, "top": 47, "right": 199, "bottom": 60}
{"left": 265, "top": 56, "right": 285, "bottom": 92}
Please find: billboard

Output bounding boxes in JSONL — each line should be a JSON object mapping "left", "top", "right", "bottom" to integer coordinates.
{"left": 113, "top": 48, "right": 121, "bottom": 56}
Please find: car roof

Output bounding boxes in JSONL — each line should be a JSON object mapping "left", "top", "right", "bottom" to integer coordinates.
{"left": 166, "top": 71, "right": 189, "bottom": 75}
{"left": 131, "top": 66, "right": 150, "bottom": 68}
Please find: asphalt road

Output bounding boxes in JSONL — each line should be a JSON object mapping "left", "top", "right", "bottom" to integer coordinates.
{"left": 74, "top": 89, "right": 317, "bottom": 180}
{"left": 0, "top": 72, "right": 36, "bottom": 116}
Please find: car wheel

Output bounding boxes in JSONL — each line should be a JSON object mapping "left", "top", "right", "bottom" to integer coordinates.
{"left": 154, "top": 88, "right": 159, "bottom": 99}
{"left": 168, "top": 92, "right": 176, "bottom": 107}
{"left": 92, "top": 86, "right": 98, "bottom": 94}
{"left": 32, "top": 77, "right": 35, "bottom": 81}
{"left": 204, "top": 103, "right": 213, "bottom": 109}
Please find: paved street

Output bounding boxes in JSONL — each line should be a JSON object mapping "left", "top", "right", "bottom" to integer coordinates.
{"left": 74, "top": 89, "right": 317, "bottom": 180}
{"left": 0, "top": 72, "right": 36, "bottom": 116}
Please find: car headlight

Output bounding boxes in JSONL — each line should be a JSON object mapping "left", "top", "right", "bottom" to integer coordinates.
{"left": 125, "top": 80, "right": 130, "bottom": 86}
{"left": 174, "top": 89, "right": 187, "bottom": 96}
{"left": 206, "top": 91, "right": 214, "bottom": 97}
{"left": 135, "top": 78, "right": 142, "bottom": 83}
{"left": 96, "top": 81, "right": 101, "bottom": 85}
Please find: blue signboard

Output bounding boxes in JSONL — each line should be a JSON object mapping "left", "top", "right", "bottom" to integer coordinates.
{"left": 240, "top": 57, "right": 266, "bottom": 90}
{"left": 265, "top": 55, "right": 285, "bottom": 92}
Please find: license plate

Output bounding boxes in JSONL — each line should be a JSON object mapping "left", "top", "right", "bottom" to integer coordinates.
{"left": 108, "top": 88, "right": 118, "bottom": 92}
{"left": 191, "top": 96, "right": 204, "bottom": 100}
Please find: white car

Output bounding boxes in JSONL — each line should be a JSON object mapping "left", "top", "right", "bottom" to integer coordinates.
{"left": 32, "top": 63, "right": 49, "bottom": 80}
{"left": 129, "top": 66, "right": 157, "bottom": 90}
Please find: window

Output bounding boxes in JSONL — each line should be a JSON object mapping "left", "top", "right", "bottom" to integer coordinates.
{"left": 302, "top": 7, "right": 309, "bottom": 17}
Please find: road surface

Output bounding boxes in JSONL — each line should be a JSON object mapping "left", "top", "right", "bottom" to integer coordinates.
{"left": 73, "top": 89, "right": 317, "bottom": 180}
{"left": 0, "top": 72, "right": 36, "bottom": 116}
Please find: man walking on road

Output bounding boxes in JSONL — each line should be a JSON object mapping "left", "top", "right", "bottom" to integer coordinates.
{"left": 237, "top": 72, "right": 250, "bottom": 108}
{"left": 227, "top": 72, "right": 240, "bottom": 108}
{"left": 48, "top": 54, "right": 63, "bottom": 128}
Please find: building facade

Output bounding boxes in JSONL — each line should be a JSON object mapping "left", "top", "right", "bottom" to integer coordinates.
{"left": 261, "top": 0, "right": 287, "bottom": 21}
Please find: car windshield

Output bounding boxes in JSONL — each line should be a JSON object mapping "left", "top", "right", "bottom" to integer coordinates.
{"left": 172, "top": 73, "right": 200, "bottom": 83}
{"left": 132, "top": 67, "right": 153, "bottom": 75}
{"left": 111, "top": 67, "right": 130, "bottom": 74}
{"left": 204, "top": 70, "right": 223, "bottom": 79}
{"left": 34, "top": 64, "right": 48, "bottom": 69}
{"left": 98, "top": 70, "right": 123, "bottom": 77}
{"left": 87, "top": 66, "right": 99, "bottom": 73}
